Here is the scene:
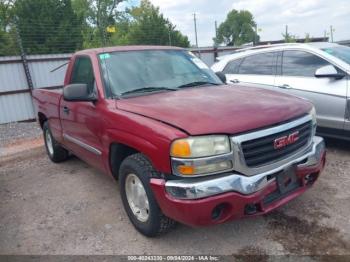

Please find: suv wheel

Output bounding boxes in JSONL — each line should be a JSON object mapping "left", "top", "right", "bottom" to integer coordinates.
{"left": 43, "top": 122, "right": 69, "bottom": 163}
{"left": 119, "top": 153, "right": 176, "bottom": 237}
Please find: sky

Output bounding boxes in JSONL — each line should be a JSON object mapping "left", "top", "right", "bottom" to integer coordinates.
{"left": 136, "top": 0, "right": 350, "bottom": 47}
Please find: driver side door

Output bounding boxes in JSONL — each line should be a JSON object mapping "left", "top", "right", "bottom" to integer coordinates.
{"left": 60, "top": 56, "right": 105, "bottom": 170}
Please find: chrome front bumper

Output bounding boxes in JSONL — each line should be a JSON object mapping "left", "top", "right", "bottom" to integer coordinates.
{"left": 165, "top": 136, "right": 325, "bottom": 200}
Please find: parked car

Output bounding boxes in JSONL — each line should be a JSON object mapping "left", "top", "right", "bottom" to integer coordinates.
{"left": 32, "top": 46, "right": 326, "bottom": 237}
{"left": 212, "top": 43, "right": 350, "bottom": 140}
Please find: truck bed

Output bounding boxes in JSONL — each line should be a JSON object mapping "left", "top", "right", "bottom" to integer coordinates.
{"left": 32, "top": 88, "right": 63, "bottom": 142}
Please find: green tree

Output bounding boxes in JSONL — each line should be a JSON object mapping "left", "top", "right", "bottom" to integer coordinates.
{"left": 215, "top": 10, "right": 258, "bottom": 46}
{"left": 1, "top": 0, "right": 190, "bottom": 55}
{"left": 304, "top": 33, "right": 311, "bottom": 43}
{"left": 72, "top": 0, "right": 124, "bottom": 47}
{"left": 109, "top": 11, "right": 132, "bottom": 45}
{"left": 0, "top": 0, "right": 14, "bottom": 30}
{"left": 282, "top": 31, "right": 297, "bottom": 43}
{"left": 14, "top": 0, "right": 83, "bottom": 54}
{"left": 0, "top": 0, "right": 17, "bottom": 55}
{"left": 0, "top": 28, "right": 15, "bottom": 55}
{"left": 125, "top": 0, "right": 189, "bottom": 47}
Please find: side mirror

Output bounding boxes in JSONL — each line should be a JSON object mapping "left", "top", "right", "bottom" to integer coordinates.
{"left": 315, "top": 65, "right": 345, "bottom": 79}
{"left": 63, "top": 83, "right": 97, "bottom": 102}
{"left": 215, "top": 72, "right": 227, "bottom": 83}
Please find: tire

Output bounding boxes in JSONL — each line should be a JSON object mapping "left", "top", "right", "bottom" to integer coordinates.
{"left": 119, "top": 153, "right": 176, "bottom": 237}
{"left": 43, "top": 121, "right": 69, "bottom": 163}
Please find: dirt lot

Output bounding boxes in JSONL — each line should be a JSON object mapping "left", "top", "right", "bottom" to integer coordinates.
{"left": 0, "top": 122, "right": 350, "bottom": 256}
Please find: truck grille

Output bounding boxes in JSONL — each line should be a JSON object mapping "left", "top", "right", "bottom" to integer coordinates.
{"left": 241, "top": 120, "right": 312, "bottom": 167}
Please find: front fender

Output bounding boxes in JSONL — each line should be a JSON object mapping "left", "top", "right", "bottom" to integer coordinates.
{"left": 102, "top": 111, "right": 188, "bottom": 175}
{"left": 108, "top": 128, "right": 159, "bottom": 160}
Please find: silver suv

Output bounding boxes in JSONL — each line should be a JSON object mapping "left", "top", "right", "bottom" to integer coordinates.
{"left": 212, "top": 43, "right": 350, "bottom": 140}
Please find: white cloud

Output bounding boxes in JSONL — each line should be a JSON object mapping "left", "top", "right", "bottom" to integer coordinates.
{"left": 149, "top": 0, "right": 350, "bottom": 46}
{"left": 151, "top": 0, "right": 189, "bottom": 9}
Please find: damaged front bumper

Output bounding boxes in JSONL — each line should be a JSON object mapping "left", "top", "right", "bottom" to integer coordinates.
{"left": 150, "top": 136, "right": 326, "bottom": 226}
{"left": 164, "top": 136, "right": 325, "bottom": 200}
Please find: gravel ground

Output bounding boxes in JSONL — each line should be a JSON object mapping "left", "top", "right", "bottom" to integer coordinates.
{"left": 0, "top": 123, "right": 350, "bottom": 257}
{"left": 0, "top": 121, "right": 41, "bottom": 147}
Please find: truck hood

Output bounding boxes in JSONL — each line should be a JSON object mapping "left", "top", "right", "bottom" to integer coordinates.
{"left": 116, "top": 85, "right": 312, "bottom": 135}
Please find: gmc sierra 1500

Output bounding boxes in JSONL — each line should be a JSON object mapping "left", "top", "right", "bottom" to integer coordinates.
{"left": 33, "top": 46, "right": 326, "bottom": 237}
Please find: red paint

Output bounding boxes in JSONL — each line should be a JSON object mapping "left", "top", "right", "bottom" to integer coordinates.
{"left": 150, "top": 152, "right": 326, "bottom": 227}
{"left": 117, "top": 85, "right": 312, "bottom": 135}
{"left": 31, "top": 46, "right": 324, "bottom": 227}
{"left": 274, "top": 131, "right": 300, "bottom": 149}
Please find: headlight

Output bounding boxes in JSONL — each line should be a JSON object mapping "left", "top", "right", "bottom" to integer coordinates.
{"left": 170, "top": 135, "right": 230, "bottom": 158}
{"left": 170, "top": 135, "right": 232, "bottom": 176}
{"left": 309, "top": 106, "right": 317, "bottom": 124}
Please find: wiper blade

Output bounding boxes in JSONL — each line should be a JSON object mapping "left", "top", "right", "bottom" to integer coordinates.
{"left": 177, "top": 81, "right": 220, "bottom": 89}
{"left": 120, "top": 87, "right": 177, "bottom": 96}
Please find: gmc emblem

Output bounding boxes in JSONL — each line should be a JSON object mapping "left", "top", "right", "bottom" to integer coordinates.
{"left": 274, "top": 131, "right": 300, "bottom": 149}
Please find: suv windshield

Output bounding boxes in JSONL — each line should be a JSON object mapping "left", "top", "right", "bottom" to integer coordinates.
{"left": 322, "top": 46, "right": 350, "bottom": 65}
{"left": 98, "top": 50, "right": 222, "bottom": 97}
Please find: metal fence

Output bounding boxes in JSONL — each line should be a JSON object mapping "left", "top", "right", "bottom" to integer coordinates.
{"left": 0, "top": 47, "right": 239, "bottom": 124}
{"left": 0, "top": 54, "right": 71, "bottom": 124}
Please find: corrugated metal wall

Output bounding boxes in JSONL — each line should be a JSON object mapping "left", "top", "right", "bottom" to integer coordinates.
{"left": 0, "top": 54, "right": 71, "bottom": 124}
{"left": 0, "top": 93, "right": 34, "bottom": 124}
{"left": 0, "top": 47, "right": 238, "bottom": 124}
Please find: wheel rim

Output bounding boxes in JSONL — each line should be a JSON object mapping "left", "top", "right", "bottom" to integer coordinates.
{"left": 125, "top": 173, "right": 150, "bottom": 222}
{"left": 45, "top": 130, "right": 54, "bottom": 156}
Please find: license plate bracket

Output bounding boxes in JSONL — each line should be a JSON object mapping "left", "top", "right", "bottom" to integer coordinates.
{"left": 277, "top": 166, "right": 299, "bottom": 194}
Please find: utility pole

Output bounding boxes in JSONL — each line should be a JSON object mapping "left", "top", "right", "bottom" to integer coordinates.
{"left": 214, "top": 20, "right": 218, "bottom": 48}
{"left": 254, "top": 24, "right": 258, "bottom": 46}
{"left": 193, "top": 13, "right": 200, "bottom": 57}
{"left": 214, "top": 20, "right": 218, "bottom": 47}
{"left": 330, "top": 25, "right": 334, "bottom": 42}
{"left": 214, "top": 20, "right": 218, "bottom": 60}
{"left": 168, "top": 25, "right": 172, "bottom": 46}
{"left": 193, "top": 13, "right": 199, "bottom": 48}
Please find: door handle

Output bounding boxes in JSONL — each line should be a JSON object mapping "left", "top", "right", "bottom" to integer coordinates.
{"left": 230, "top": 79, "right": 240, "bottom": 84}
{"left": 63, "top": 106, "right": 70, "bottom": 114}
{"left": 278, "top": 84, "right": 291, "bottom": 89}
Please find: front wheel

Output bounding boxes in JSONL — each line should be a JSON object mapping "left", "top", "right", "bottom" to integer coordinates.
{"left": 43, "top": 122, "right": 69, "bottom": 163}
{"left": 119, "top": 153, "right": 176, "bottom": 237}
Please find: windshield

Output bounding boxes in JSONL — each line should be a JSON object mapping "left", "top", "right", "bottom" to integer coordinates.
{"left": 98, "top": 50, "right": 222, "bottom": 97}
{"left": 322, "top": 46, "right": 350, "bottom": 64}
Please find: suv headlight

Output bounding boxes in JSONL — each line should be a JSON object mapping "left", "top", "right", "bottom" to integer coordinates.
{"left": 170, "top": 135, "right": 233, "bottom": 176}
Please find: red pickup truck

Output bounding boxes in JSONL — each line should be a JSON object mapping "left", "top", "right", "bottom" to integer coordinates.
{"left": 32, "top": 46, "right": 326, "bottom": 237}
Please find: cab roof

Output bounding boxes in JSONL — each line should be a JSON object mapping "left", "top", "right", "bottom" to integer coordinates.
{"left": 75, "top": 45, "right": 183, "bottom": 56}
